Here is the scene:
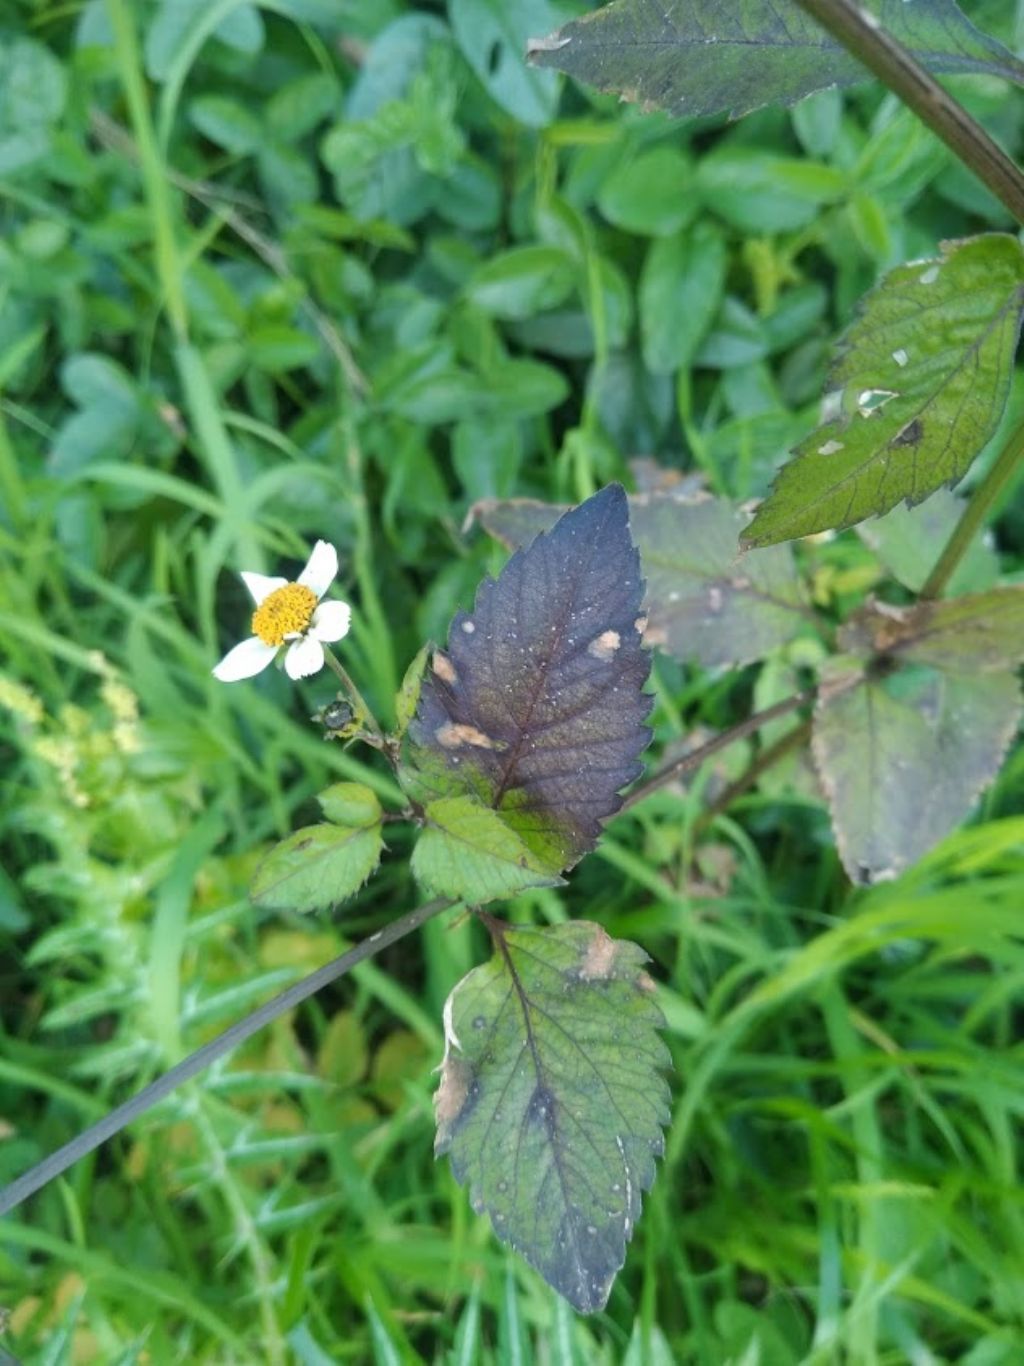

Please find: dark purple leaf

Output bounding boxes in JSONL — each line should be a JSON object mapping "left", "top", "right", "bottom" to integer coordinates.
{"left": 404, "top": 484, "right": 651, "bottom": 874}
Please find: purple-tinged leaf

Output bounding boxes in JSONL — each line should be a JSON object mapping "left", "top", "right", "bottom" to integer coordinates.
{"left": 629, "top": 494, "right": 808, "bottom": 669}
{"left": 813, "top": 656, "right": 1020, "bottom": 885}
{"left": 405, "top": 484, "right": 652, "bottom": 877}
{"left": 840, "top": 589, "right": 1024, "bottom": 673}
{"left": 856, "top": 491, "right": 999, "bottom": 596}
{"left": 470, "top": 490, "right": 809, "bottom": 670}
{"left": 435, "top": 920, "right": 670, "bottom": 1312}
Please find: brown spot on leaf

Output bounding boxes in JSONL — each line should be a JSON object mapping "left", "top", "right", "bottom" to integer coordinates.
{"left": 892, "top": 419, "right": 923, "bottom": 448}
{"left": 588, "top": 629, "right": 621, "bottom": 661}
{"left": 634, "top": 615, "right": 648, "bottom": 634}
{"left": 637, "top": 971, "right": 656, "bottom": 994}
{"left": 432, "top": 651, "right": 457, "bottom": 685}
{"left": 578, "top": 925, "right": 619, "bottom": 980}
{"left": 436, "top": 722, "right": 503, "bottom": 750}
{"left": 643, "top": 624, "right": 668, "bottom": 647}
{"left": 434, "top": 1053, "right": 474, "bottom": 1142}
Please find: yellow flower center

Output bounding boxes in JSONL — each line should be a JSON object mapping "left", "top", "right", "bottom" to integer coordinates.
{"left": 251, "top": 583, "right": 317, "bottom": 647}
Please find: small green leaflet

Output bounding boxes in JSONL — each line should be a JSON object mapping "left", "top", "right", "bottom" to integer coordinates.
{"left": 435, "top": 920, "right": 670, "bottom": 1312}
{"left": 471, "top": 490, "right": 808, "bottom": 670}
{"left": 743, "top": 235, "right": 1024, "bottom": 547}
{"left": 813, "top": 591, "right": 1024, "bottom": 883}
{"left": 412, "top": 796, "right": 564, "bottom": 903}
{"left": 250, "top": 783, "right": 384, "bottom": 912}
{"left": 527, "top": 0, "right": 1024, "bottom": 122}
{"left": 394, "top": 643, "right": 429, "bottom": 738}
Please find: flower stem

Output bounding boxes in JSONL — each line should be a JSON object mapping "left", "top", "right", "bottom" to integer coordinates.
{"left": 0, "top": 897, "right": 453, "bottom": 1218}
{"left": 920, "top": 415, "right": 1024, "bottom": 599}
{"left": 791, "top": 0, "right": 1024, "bottom": 225}
{"left": 322, "top": 646, "right": 387, "bottom": 744}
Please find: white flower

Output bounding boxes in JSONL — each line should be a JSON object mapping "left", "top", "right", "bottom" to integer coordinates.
{"left": 213, "top": 541, "right": 352, "bottom": 683}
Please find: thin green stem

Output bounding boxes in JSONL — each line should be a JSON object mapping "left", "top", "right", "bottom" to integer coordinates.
{"left": 105, "top": 1, "right": 261, "bottom": 571}
{"left": 791, "top": 0, "right": 1024, "bottom": 225}
{"left": 0, "top": 406, "right": 26, "bottom": 530}
{"left": 921, "top": 416, "right": 1024, "bottom": 599}
{"left": 343, "top": 426, "right": 399, "bottom": 709}
{"left": 622, "top": 691, "right": 814, "bottom": 811}
{"left": 193, "top": 1095, "right": 286, "bottom": 1366}
{"left": 106, "top": 0, "right": 189, "bottom": 338}
{"left": 323, "top": 647, "right": 387, "bottom": 746}
{"left": 0, "top": 897, "right": 452, "bottom": 1218}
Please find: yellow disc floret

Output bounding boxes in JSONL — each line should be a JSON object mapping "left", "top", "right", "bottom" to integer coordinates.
{"left": 252, "top": 583, "right": 318, "bottom": 647}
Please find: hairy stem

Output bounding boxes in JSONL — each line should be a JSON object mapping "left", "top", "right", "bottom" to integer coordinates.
{"left": 694, "top": 720, "right": 814, "bottom": 835}
{"left": 0, "top": 897, "right": 452, "bottom": 1218}
{"left": 622, "top": 691, "right": 814, "bottom": 811}
{"left": 323, "top": 647, "right": 387, "bottom": 746}
{"left": 791, "top": 0, "right": 1024, "bottom": 225}
{"left": 921, "top": 416, "right": 1024, "bottom": 599}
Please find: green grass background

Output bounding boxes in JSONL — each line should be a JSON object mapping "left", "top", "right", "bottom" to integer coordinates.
{"left": 2, "top": 0, "right": 1024, "bottom": 1361}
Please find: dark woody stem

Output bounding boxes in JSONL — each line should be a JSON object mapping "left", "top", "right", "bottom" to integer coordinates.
{"left": 622, "top": 691, "right": 814, "bottom": 811}
{"left": 791, "top": 0, "right": 1024, "bottom": 224}
{"left": 0, "top": 897, "right": 453, "bottom": 1218}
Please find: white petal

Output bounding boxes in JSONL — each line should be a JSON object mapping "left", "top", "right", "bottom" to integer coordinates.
{"left": 240, "top": 572, "right": 287, "bottom": 605}
{"left": 212, "top": 637, "right": 277, "bottom": 682}
{"left": 297, "top": 540, "right": 338, "bottom": 599}
{"left": 285, "top": 635, "right": 325, "bottom": 680}
{"left": 309, "top": 600, "right": 352, "bottom": 643}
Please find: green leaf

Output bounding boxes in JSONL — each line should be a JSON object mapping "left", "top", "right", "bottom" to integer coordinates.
{"left": 466, "top": 246, "right": 577, "bottom": 321}
{"left": 188, "top": 94, "right": 262, "bottom": 155}
{"left": 856, "top": 490, "right": 1000, "bottom": 595}
{"left": 813, "top": 657, "right": 1020, "bottom": 885}
{"left": 450, "top": 0, "right": 561, "bottom": 127}
{"left": 395, "top": 644, "right": 430, "bottom": 738}
{"left": 0, "top": 36, "right": 67, "bottom": 132}
{"left": 471, "top": 492, "right": 809, "bottom": 670}
{"left": 0, "top": 34, "right": 68, "bottom": 175}
{"left": 145, "top": 0, "right": 264, "bottom": 80}
{"left": 435, "top": 920, "right": 670, "bottom": 1311}
{"left": 403, "top": 485, "right": 651, "bottom": 877}
{"left": 317, "top": 782, "right": 382, "bottom": 828}
{"left": 695, "top": 149, "right": 845, "bottom": 234}
{"left": 640, "top": 224, "right": 727, "bottom": 375}
{"left": 412, "top": 796, "right": 564, "bottom": 903}
{"left": 527, "top": 0, "right": 1024, "bottom": 121}
{"left": 258, "top": 143, "right": 319, "bottom": 210}
{"left": 597, "top": 147, "right": 696, "bottom": 237}
{"left": 842, "top": 589, "right": 1024, "bottom": 674}
{"left": 246, "top": 325, "right": 320, "bottom": 373}
{"left": 743, "top": 235, "right": 1024, "bottom": 547}
{"left": 265, "top": 72, "right": 339, "bottom": 142}
{"left": 250, "top": 809, "right": 384, "bottom": 912}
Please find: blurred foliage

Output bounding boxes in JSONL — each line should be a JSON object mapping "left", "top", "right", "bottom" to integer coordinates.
{"left": 1, "top": 0, "right": 1024, "bottom": 1360}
